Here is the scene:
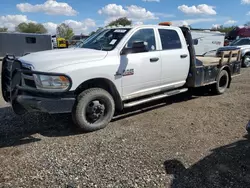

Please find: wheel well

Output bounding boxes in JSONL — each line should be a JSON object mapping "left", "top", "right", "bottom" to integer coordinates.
{"left": 222, "top": 66, "right": 231, "bottom": 88}
{"left": 244, "top": 52, "right": 250, "bottom": 57}
{"left": 75, "top": 78, "right": 123, "bottom": 111}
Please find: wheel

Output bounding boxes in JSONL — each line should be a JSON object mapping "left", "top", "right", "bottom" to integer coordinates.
{"left": 242, "top": 55, "right": 250, "bottom": 68}
{"left": 246, "top": 121, "right": 250, "bottom": 134}
{"left": 212, "top": 70, "right": 229, "bottom": 95}
{"left": 72, "top": 88, "right": 115, "bottom": 132}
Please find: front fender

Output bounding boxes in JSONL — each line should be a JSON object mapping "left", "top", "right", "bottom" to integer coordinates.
{"left": 50, "top": 60, "right": 122, "bottom": 95}
{"left": 241, "top": 49, "right": 250, "bottom": 57}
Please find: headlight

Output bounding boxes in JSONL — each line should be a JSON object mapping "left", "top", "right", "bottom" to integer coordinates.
{"left": 33, "top": 74, "right": 71, "bottom": 91}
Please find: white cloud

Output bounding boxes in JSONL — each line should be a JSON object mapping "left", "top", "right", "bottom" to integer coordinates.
{"left": 242, "top": 0, "right": 250, "bottom": 4}
{"left": 43, "top": 22, "right": 58, "bottom": 34}
{"left": 133, "top": 21, "right": 144, "bottom": 26}
{"left": 98, "top": 4, "right": 158, "bottom": 24}
{"left": 0, "top": 14, "right": 96, "bottom": 35}
{"left": 127, "top": 5, "right": 157, "bottom": 20}
{"left": 63, "top": 19, "right": 96, "bottom": 34}
{"left": 16, "top": 0, "right": 78, "bottom": 16}
{"left": 154, "top": 13, "right": 175, "bottom": 18}
{"left": 0, "top": 15, "right": 32, "bottom": 31}
{"left": 224, "top": 20, "right": 237, "bottom": 25}
{"left": 43, "top": 19, "right": 96, "bottom": 34}
{"left": 142, "top": 0, "right": 160, "bottom": 2}
{"left": 212, "top": 24, "right": 221, "bottom": 29}
{"left": 171, "top": 18, "right": 216, "bottom": 26}
{"left": 178, "top": 4, "right": 216, "bottom": 15}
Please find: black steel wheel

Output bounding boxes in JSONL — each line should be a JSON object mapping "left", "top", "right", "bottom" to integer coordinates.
{"left": 72, "top": 88, "right": 115, "bottom": 132}
{"left": 213, "top": 70, "right": 229, "bottom": 95}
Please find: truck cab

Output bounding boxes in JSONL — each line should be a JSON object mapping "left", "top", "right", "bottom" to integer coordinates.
{"left": 1, "top": 24, "right": 242, "bottom": 132}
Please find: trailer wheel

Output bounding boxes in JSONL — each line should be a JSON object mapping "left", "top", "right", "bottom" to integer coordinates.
{"left": 213, "top": 70, "right": 229, "bottom": 95}
{"left": 242, "top": 55, "right": 250, "bottom": 68}
{"left": 72, "top": 88, "right": 115, "bottom": 132}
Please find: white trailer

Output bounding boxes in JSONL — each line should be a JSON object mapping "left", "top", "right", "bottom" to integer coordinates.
{"left": 191, "top": 30, "right": 225, "bottom": 56}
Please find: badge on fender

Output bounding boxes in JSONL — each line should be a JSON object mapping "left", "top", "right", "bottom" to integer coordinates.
{"left": 123, "top": 69, "right": 134, "bottom": 76}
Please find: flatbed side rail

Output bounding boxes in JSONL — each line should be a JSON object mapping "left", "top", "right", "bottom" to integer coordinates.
{"left": 219, "top": 49, "right": 241, "bottom": 66}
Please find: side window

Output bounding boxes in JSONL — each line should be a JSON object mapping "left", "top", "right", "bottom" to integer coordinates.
{"left": 238, "top": 39, "right": 250, "bottom": 45}
{"left": 158, "top": 29, "right": 182, "bottom": 50}
{"left": 126, "top": 29, "right": 156, "bottom": 52}
{"left": 26, "top": 37, "right": 36, "bottom": 44}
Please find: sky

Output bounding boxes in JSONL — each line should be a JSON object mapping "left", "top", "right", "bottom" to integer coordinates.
{"left": 0, "top": 0, "right": 250, "bottom": 35}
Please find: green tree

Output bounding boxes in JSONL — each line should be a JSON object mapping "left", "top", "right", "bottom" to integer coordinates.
{"left": 56, "top": 23, "right": 74, "bottom": 40}
{"left": 89, "top": 31, "right": 96, "bottom": 36}
{"left": 89, "top": 27, "right": 103, "bottom": 36}
{"left": 211, "top": 25, "right": 236, "bottom": 33}
{"left": 107, "top": 17, "right": 132, "bottom": 27}
{"left": 0, "top": 27, "right": 8, "bottom": 32}
{"left": 15, "top": 22, "right": 47, "bottom": 33}
{"left": 244, "top": 22, "right": 250, "bottom": 26}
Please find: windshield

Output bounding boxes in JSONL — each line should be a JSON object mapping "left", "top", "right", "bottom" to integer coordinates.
{"left": 81, "top": 28, "right": 131, "bottom": 51}
{"left": 230, "top": 38, "right": 250, "bottom": 46}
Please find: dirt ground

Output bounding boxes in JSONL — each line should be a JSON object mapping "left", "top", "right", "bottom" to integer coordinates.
{"left": 0, "top": 67, "right": 250, "bottom": 188}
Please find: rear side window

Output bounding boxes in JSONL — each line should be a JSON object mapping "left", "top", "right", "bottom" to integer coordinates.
{"left": 158, "top": 29, "right": 181, "bottom": 50}
{"left": 26, "top": 37, "right": 36, "bottom": 44}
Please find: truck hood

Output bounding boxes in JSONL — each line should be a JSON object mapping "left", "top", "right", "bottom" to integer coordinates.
{"left": 18, "top": 48, "right": 108, "bottom": 71}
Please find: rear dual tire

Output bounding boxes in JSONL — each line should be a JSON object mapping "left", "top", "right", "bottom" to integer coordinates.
{"left": 72, "top": 88, "right": 115, "bottom": 132}
{"left": 212, "top": 70, "right": 229, "bottom": 95}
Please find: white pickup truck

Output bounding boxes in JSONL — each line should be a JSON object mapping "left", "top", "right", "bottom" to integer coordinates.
{"left": 1, "top": 24, "right": 242, "bottom": 132}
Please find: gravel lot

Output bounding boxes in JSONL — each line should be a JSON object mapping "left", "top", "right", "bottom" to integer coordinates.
{"left": 0, "top": 66, "right": 249, "bottom": 188}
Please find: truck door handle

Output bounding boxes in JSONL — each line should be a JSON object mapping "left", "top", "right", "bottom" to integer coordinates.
{"left": 180, "top": 54, "right": 188, "bottom": 58}
{"left": 150, "top": 57, "right": 159, "bottom": 62}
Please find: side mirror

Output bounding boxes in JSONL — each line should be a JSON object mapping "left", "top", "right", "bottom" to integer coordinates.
{"left": 121, "top": 41, "right": 148, "bottom": 55}
{"left": 193, "top": 39, "right": 198, "bottom": 45}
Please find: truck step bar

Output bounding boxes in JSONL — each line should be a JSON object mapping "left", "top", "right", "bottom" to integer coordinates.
{"left": 124, "top": 88, "right": 188, "bottom": 108}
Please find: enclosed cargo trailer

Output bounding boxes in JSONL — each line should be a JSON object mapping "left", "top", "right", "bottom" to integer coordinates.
{"left": 0, "top": 32, "right": 52, "bottom": 57}
{"left": 191, "top": 30, "right": 225, "bottom": 56}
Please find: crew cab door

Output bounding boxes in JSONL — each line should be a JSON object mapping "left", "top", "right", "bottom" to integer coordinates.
{"left": 158, "top": 28, "right": 190, "bottom": 89}
{"left": 119, "top": 28, "right": 161, "bottom": 100}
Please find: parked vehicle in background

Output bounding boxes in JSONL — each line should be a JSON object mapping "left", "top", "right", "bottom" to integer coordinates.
{"left": 225, "top": 26, "right": 250, "bottom": 44}
{"left": 216, "top": 37, "right": 250, "bottom": 67}
{"left": 0, "top": 32, "right": 52, "bottom": 57}
{"left": 1, "top": 23, "right": 242, "bottom": 132}
{"left": 68, "top": 35, "right": 89, "bottom": 46}
{"left": 69, "top": 40, "right": 84, "bottom": 48}
{"left": 51, "top": 35, "right": 68, "bottom": 49}
{"left": 191, "top": 30, "right": 225, "bottom": 56}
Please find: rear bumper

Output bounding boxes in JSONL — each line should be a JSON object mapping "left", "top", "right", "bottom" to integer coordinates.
{"left": 13, "top": 95, "right": 75, "bottom": 114}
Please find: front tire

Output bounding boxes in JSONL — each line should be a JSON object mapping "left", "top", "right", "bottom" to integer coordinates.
{"left": 72, "top": 88, "right": 115, "bottom": 132}
{"left": 212, "top": 70, "right": 229, "bottom": 95}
